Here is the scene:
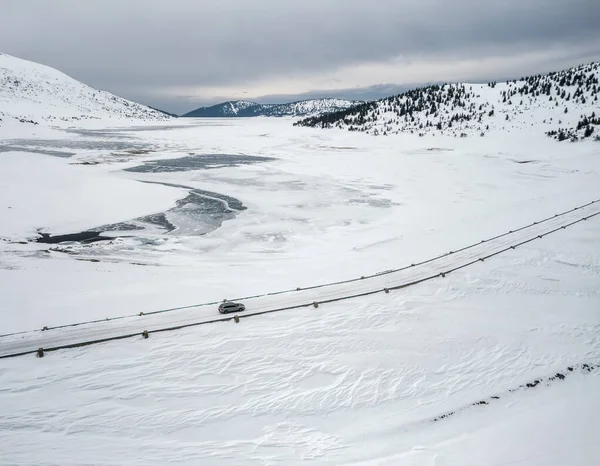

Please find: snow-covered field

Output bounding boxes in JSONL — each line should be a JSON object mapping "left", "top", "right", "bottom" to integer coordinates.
{"left": 1, "top": 116, "right": 599, "bottom": 464}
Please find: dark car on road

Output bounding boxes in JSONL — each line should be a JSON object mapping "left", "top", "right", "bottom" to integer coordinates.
{"left": 218, "top": 302, "right": 246, "bottom": 314}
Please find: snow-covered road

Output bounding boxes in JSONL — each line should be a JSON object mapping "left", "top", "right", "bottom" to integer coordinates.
{"left": 2, "top": 198, "right": 598, "bottom": 359}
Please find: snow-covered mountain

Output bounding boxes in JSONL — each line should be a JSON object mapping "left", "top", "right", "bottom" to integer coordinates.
{"left": 0, "top": 53, "right": 170, "bottom": 127}
{"left": 182, "top": 100, "right": 260, "bottom": 117}
{"left": 181, "top": 98, "right": 362, "bottom": 118}
{"left": 296, "top": 62, "right": 600, "bottom": 141}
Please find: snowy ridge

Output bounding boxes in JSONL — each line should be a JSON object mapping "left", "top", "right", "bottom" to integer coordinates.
{"left": 0, "top": 53, "right": 169, "bottom": 127}
{"left": 181, "top": 98, "right": 362, "bottom": 118}
{"left": 266, "top": 98, "right": 363, "bottom": 117}
{"left": 427, "top": 362, "right": 599, "bottom": 424}
{"left": 295, "top": 62, "right": 600, "bottom": 140}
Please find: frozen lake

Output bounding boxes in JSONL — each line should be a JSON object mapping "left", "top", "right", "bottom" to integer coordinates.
{"left": 124, "top": 153, "right": 276, "bottom": 172}
{"left": 0, "top": 117, "right": 599, "bottom": 465}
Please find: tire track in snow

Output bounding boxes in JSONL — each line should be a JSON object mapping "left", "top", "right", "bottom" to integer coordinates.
{"left": 1, "top": 199, "right": 600, "bottom": 359}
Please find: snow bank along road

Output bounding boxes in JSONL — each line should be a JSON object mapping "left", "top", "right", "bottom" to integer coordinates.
{"left": 1, "top": 199, "right": 600, "bottom": 359}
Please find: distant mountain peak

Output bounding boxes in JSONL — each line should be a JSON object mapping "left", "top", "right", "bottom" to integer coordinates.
{"left": 182, "top": 98, "right": 362, "bottom": 118}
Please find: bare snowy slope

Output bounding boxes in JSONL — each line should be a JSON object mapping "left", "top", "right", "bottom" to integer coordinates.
{"left": 182, "top": 98, "right": 362, "bottom": 117}
{"left": 0, "top": 53, "right": 169, "bottom": 126}
{"left": 296, "top": 62, "right": 600, "bottom": 141}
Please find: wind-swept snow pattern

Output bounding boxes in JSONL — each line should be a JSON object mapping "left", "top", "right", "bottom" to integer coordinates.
{"left": 1, "top": 197, "right": 599, "bottom": 359}
{"left": 1, "top": 106, "right": 599, "bottom": 464}
{"left": 0, "top": 216, "right": 599, "bottom": 464}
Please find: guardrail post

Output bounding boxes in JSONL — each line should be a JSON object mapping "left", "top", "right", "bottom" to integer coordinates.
{"left": 37, "top": 348, "right": 44, "bottom": 358}
{"left": 142, "top": 330, "right": 149, "bottom": 339}
{"left": 234, "top": 315, "right": 240, "bottom": 323}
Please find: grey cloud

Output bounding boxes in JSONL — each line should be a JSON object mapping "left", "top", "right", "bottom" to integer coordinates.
{"left": 1, "top": 0, "right": 599, "bottom": 112}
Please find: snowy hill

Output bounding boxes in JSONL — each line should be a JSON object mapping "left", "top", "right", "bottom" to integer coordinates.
{"left": 0, "top": 53, "right": 170, "bottom": 127}
{"left": 181, "top": 98, "right": 362, "bottom": 118}
{"left": 295, "top": 62, "right": 600, "bottom": 141}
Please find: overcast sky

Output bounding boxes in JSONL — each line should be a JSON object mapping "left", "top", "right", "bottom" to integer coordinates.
{"left": 1, "top": 0, "right": 599, "bottom": 114}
